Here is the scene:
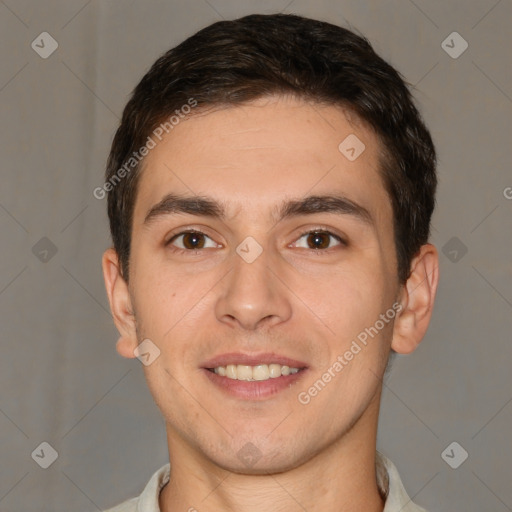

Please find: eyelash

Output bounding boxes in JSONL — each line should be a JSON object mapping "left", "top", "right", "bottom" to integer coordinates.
{"left": 165, "top": 228, "right": 346, "bottom": 255}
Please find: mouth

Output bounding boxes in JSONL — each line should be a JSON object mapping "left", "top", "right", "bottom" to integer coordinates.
{"left": 201, "top": 353, "right": 308, "bottom": 400}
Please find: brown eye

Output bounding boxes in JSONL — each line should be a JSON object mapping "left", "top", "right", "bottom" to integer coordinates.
{"left": 307, "top": 232, "right": 331, "bottom": 249}
{"left": 168, "top": 231, "right": 217, "bottom": 251}
{"left": 181, "top": 232, "right": 205, "bottom": 249}
{"left": 294, "top": 230, "right": 344, "bottom": 250}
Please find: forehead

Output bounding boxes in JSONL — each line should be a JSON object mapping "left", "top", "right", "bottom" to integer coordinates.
{"left": 133, "top": 96, "right": 391, "bottom": 228}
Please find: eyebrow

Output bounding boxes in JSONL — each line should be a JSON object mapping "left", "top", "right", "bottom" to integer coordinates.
{"left": 143, "top": 193, "right": 374, "bottom": 228}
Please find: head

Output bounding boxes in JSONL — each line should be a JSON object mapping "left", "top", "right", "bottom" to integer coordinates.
{"left": 102, "top": 14, "right": 438, "bottom": 473}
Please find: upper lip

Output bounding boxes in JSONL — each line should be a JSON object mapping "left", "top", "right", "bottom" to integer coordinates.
{"left": 201, "top": 352, "right": 308, "bottom": 369}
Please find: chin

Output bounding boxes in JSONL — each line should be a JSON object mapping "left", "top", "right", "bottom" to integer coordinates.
{"left": 200, "top": 436, "right": 314, "bottom": 476}
{"left": 212, "top": 452, "right": 303, "bottom": 476}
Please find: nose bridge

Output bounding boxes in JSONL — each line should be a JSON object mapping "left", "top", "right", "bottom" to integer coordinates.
{"left": 215, "top": 239, "right": 291, "bottom": 330}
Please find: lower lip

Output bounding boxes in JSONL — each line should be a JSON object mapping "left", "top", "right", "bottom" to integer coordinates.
{"left": 202, "top": 368, "right": 307, "bottom": 400}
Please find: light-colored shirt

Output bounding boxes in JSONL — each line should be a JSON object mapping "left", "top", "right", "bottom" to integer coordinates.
{"left": 103, "top": 452, "right": 427, "bottom": 512}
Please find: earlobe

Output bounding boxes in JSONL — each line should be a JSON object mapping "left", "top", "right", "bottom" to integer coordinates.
{"left": 116, "top": 336, "right": 138, "bottom": 358}
{"left": 391, "top": 243, "right": 439, "bottom": 354}
{"left": 102, "top": 248, "right": 138, "bottom": 359}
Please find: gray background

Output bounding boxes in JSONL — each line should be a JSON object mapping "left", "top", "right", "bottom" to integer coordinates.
{"left": 1, "top": 0, "right": 511, "bottom": 510}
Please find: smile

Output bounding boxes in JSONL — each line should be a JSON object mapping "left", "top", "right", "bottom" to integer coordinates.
{"left": 201, "top": 352, "right": 308, "bottom": 399}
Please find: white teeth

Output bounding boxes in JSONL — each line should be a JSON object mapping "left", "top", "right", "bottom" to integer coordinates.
{"left": 225, "top": 364, "right": 237, "bottom": 379}
{"left": 236, "top": 365, "right": 253, "bottom": 381}
{"left": 252, "top": 364, "right": 269, "bottom": 381}
{"left": 268, "top": 364, "right": 281, "bottom": 378}
{"left": 212, "top": 363, "right": 301, "bottom": 381}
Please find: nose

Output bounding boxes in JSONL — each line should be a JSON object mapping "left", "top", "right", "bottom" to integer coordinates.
{"left": 214, "top": 245, "right": 292, "bottom": 331}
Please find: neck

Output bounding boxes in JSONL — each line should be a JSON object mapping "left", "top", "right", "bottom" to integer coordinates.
{"left": 160, "top": 394, "right": 385, "bottom": 512}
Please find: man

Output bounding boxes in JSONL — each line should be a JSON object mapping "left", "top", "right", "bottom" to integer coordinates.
{"left": 101, "top": 13, "right": 439, "bottom": 512}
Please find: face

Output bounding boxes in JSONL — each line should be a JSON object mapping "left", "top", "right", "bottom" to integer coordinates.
{"left": 114, "top": 96, "right": 405, "bottom": 473}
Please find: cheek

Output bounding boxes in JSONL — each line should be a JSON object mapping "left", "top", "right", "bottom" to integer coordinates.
{"left": 315, "top": 269, "right": 397, "bottom": 376}
{"left": 131, "top": 245, "right": 195, "bottom": 312}
{"left": 308, "top": 262, "right": 388, "bottom": 325}
{"left": 130, "top": 261, "right": 218, "bottom": 365}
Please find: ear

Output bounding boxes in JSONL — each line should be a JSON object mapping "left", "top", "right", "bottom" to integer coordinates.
{"left": 392, "top": 243, "right": 439, "bottom": 354}
{"left": 102, "top": 248, "right": 138, "bottom": 359}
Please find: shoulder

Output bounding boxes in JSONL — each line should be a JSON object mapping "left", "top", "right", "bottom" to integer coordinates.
{"left": 378, "top": 452, "right": 429, "bottom": 512}
{"left": 102, "top": 463, "right": 171, "bottom": 512}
